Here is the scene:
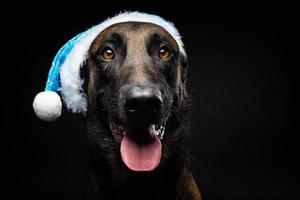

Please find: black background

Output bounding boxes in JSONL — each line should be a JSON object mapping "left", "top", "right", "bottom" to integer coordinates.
{"left": 3, "top": 2, "right": 298, "bottom": 200}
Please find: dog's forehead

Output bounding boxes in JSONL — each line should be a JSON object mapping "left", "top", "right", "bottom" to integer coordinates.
{"left": 89, "top": 22, "right": 178, "bottom": 52}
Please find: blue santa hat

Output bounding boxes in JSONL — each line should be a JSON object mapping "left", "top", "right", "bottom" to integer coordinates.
{"left": 32, "top": 11, "right": 186, "bottom": 121}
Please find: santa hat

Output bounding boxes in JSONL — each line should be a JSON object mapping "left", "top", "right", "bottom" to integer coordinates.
{"left": 32, "top": 11, "right": 186, "bottom": 121}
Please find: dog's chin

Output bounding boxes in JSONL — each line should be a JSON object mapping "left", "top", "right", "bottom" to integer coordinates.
{"left": 109, "top": 120, "right": 165, "bottom": 172}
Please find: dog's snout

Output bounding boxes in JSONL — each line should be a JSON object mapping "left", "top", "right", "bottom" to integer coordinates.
{"left": 124, "top": 86, "right": 162, "bottom": 115}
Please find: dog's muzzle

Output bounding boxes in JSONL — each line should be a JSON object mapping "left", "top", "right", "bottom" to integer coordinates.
{"left": 109, "top": 85, "right": 166, "bottom": 172}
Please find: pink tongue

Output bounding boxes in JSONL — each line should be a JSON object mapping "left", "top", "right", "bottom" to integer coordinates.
{"left": 120, "top": 134, "right": 162, "bottom": 172}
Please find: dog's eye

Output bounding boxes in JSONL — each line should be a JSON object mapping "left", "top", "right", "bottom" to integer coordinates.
{"left": 158, "top": 46, "right": 170, "bottom": 60}
{"left": 101, "top": 47, "right": 115, "bottom": 60}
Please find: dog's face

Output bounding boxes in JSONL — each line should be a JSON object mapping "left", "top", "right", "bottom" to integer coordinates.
{"left": 86, "top": 22, "right": 188, "bottom": 172}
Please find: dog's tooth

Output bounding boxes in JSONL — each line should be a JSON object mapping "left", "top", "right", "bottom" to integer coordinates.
{"left": 159, "top": 126, "right": 165, "bottom": 139}
{"left": 155, "top": 130, "right": 160, "bottom": 136}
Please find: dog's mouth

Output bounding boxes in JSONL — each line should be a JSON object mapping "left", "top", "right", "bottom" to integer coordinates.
{"left": 109, "top": 121, "right": 165, "bottom": 172}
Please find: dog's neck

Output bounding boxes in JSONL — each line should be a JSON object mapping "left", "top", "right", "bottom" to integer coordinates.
{"left": 88, "top": 163, "right": 184, "bottom": 200}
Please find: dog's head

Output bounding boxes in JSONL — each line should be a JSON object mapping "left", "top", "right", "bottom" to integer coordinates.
{"left": 86, "top": 22, "right": 189, "bottom": 172}
{"left": 32, "top": 12, "right": 189, "bottom": 173}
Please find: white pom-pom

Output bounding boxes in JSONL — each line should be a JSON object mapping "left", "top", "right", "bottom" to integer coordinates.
{"left": 32, "top": 91, "right": 62, "bottom": 121}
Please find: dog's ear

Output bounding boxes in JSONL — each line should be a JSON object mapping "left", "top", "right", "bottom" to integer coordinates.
{"left": 176, "top": 53, "right": 189, "bottom": 107}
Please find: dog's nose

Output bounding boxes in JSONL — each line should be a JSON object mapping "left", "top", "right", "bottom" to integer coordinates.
{"left": 124, "top": 86, "right": 162, "bottom": 116}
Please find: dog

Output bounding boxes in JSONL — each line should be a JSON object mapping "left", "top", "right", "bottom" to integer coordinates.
{"left": 83, "top": 22, "right": 201, "bottom": 200}
{"left": 32, "top": 12, "right": 201, "bottom": 200}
